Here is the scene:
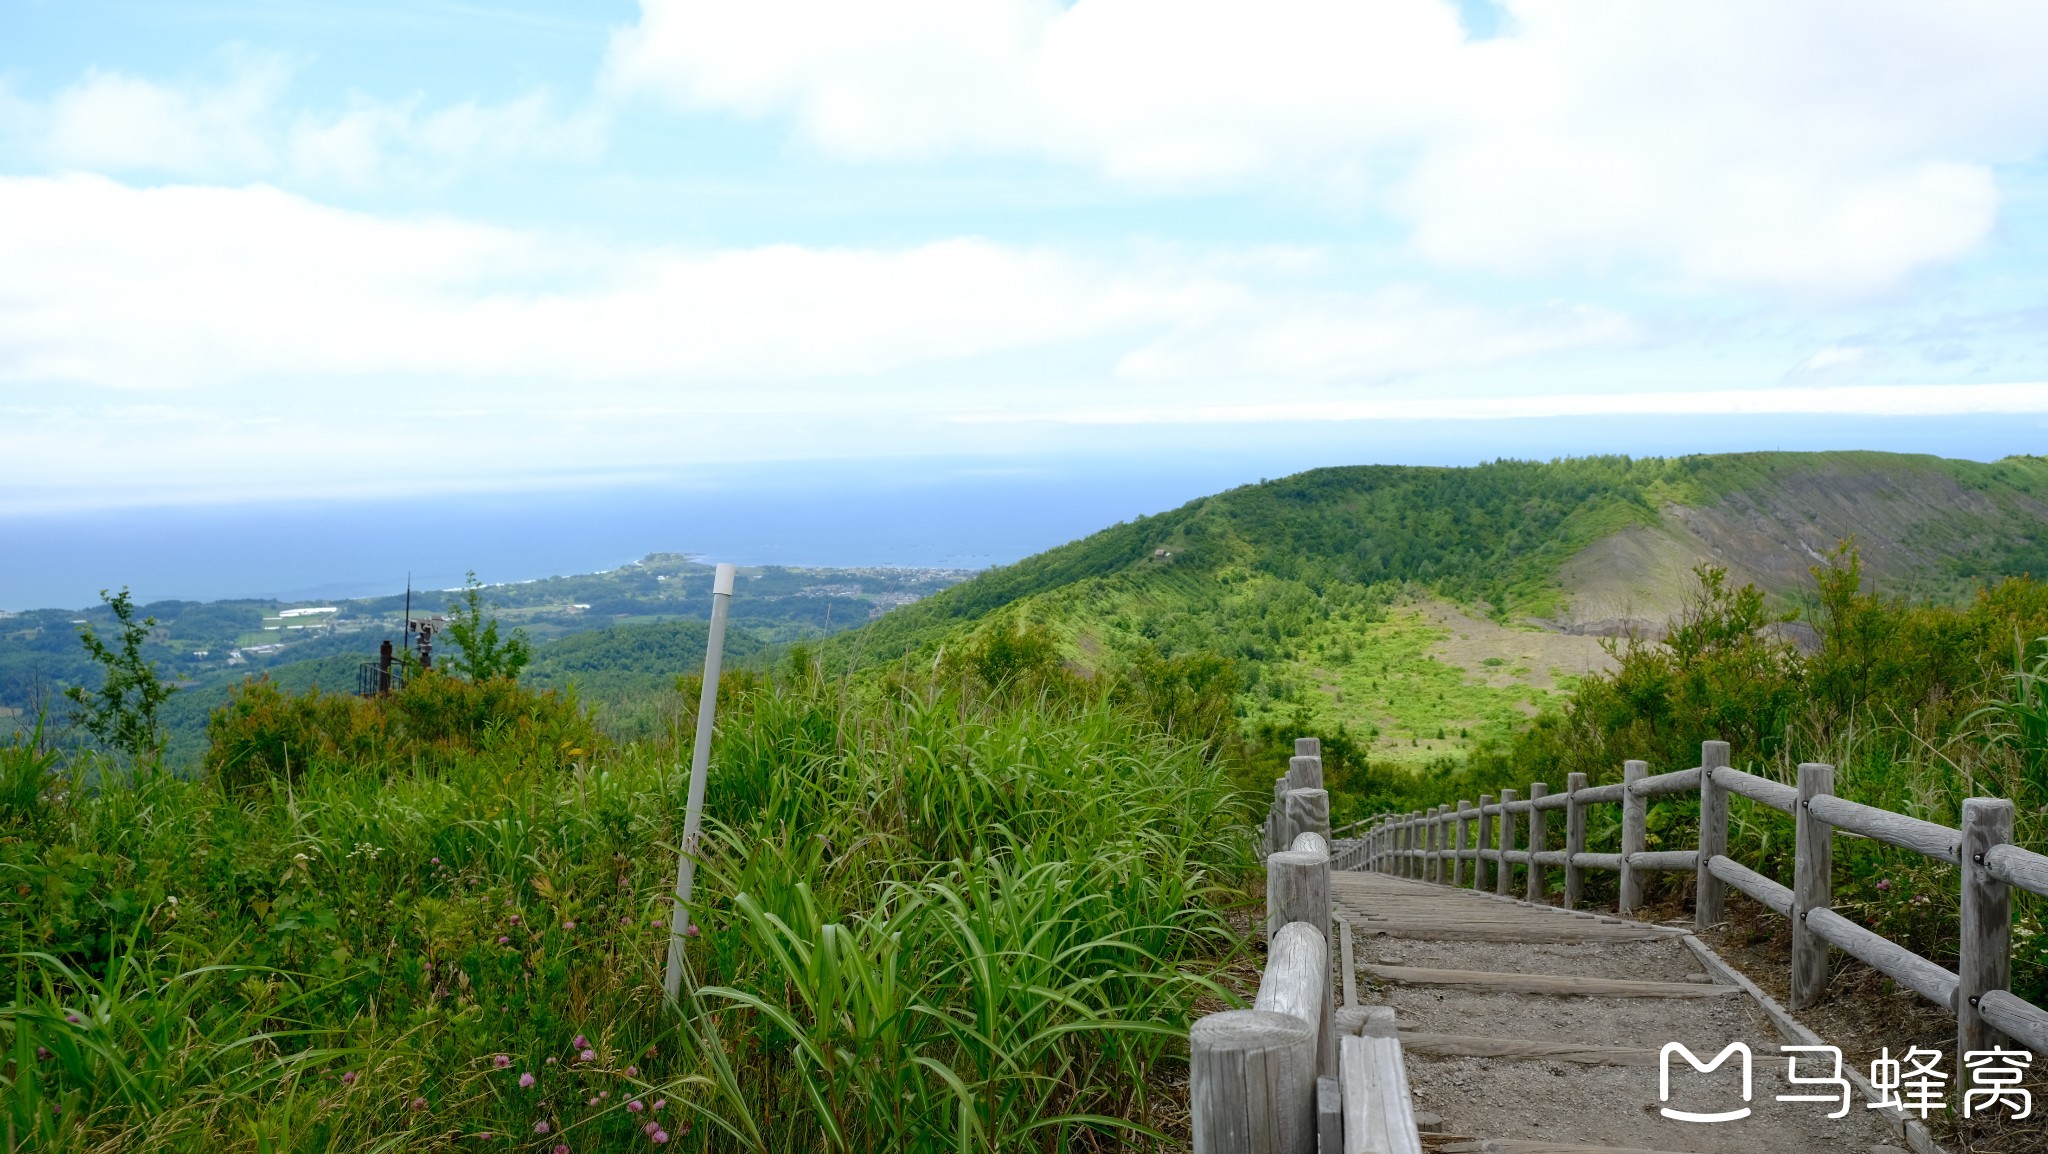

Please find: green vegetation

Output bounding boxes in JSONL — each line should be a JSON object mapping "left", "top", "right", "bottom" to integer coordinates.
{"left": 62, "top": 589, "right": 175, "bottom": 765}
{"left": 444, "top": 573, "right": 534, "bottom": 683}
{"left": 1, "top": 635, "right": 1251, "bottom": 1150}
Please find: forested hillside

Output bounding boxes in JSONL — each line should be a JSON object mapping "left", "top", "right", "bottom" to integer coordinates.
{"left": 830, "top": 451, "right": 2048, "bottom": 768}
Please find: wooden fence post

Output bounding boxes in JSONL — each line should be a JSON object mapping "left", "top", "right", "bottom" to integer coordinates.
{"left": 1526, "top": 782, "right": 1549, "bottom": 903}
{"left": 1619, "top": 760, "right": 1647, "bottom": 915}
{"left": 1191, "top": 1009, "right": 1317, "bottom": 1154}
{"left": 1408, "top": 811, "right": 1422, "bottom": 879}
{"left": 1475, "top": 794, "right": 1494, "bottom": 891}
{"left": 1696, "top": 740, "right": 1730, "bottom": 931}
{"left": 1431, "top": 807, "right": 1446, "bottom": 884}
{"left": 1453, "top": 800, "right": 1470, "bottom": 887}
{"left": 1791, "top": 762, "right": 1835, "bottom": 1010}
{"left": 1564, "top": 773, "right": 1587, "bottom": 909}
{"left": 1495, "top": 788, "right": 1517, "bottom": 897}
{"left": 1959, "top": 797, "right": 2016, "bottom": 1066}
{"left": 1288, "top": 788, "right": 1331, "bottom": 846}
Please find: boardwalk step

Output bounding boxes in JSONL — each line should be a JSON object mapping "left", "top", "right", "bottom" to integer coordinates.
{"left": 1361, "top": 964, "right": 1740, "bottom": 999}
{"left": 1398, "top": 1030, "right": 1660, "bottom": 1067}
{"left": 1343, "top": 921, "right": 1679, "bottom": 944}
{"left": 1439, "top": 1142, "right": 1713, "bottom": 1154}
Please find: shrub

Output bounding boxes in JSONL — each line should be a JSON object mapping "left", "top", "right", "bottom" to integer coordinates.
{"left": 204, "top": 671, "right": 601, "bottom": 790}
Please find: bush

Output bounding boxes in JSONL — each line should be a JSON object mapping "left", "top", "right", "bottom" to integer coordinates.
{"left": 205, "top": 671, "right": 601, "bottom": 790}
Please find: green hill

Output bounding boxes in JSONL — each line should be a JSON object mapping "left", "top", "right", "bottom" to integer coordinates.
{"left": 833, "top": 451, "right": 2048, "bottom": 767}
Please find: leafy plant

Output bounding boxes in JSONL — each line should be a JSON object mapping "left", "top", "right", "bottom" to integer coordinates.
{"left": 63, "top": 588, "right": 174, "bottom": 764}
{"left": 444, "top": 571, "right": 532, "bottom": 683}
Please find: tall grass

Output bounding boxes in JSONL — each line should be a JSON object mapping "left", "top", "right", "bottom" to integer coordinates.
{"left": 0, "top": 668, "right": 1254, "bottom": 1152}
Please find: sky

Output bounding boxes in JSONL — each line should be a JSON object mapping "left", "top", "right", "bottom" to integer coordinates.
{"left": 5, "top": 1, "right": 2048, "bottom": 602}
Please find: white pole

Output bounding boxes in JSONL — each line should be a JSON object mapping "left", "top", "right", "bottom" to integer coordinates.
{"left": 663, "top": 562, "right": 736, "bottom": 1003}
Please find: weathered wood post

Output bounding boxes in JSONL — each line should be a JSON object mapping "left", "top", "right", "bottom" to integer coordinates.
{"left": 663, "top": 562, "right": 735, "bottom": 1004}
{"left": 1474, "top": 794, "right": 1493, "bottom": 891}
{"left": 1191, "top": 1009, "right": 1317, "bottom": 1154}
{"left": 1619, "top": 760, "right": 1647, "bottom": 915}
{"left": 1791, "top": 762, "right": 1835, "bottom": 1010}
{"left": 1406, "top": 811, "right": 1421, "bottom": 878}
{"left": 1564, "top": 772, "right": 1588, "bottom": 909}
{"left": 1525, "top": 782, "right": 1548, "bottom": 903}
{"left": 1269, "top": 840, "right": 1336, "bottom": 1080}
{"left": 1452, "top": 800, "right": 1470, "bottom": 887}
{"left": 1495, "top": 788, "right": 1517, "bottom": 896}
{"left": 1428, "top": 807, "right": 1444, "bottom": 884}
{"left": 1959, "top": 797, "right": 2016, "bottom": 1068}
{"left": 1297, "top": 736, "right": 1322, "bottom": 760}
{"left": 1696, "top": 741, "right": 1730, "bottom": 930}
{"left": 1288, "top": 788, "right": 1332, "bottom": 847}
{"left": 1271, "top": 777, "right": 1292, "bottom": 856}
{"left": 1290, "top": 754, "right": 1324, "bottom": 792}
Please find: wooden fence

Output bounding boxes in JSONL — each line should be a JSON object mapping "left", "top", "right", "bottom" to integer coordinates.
{"left": 1339, "top": 739, "right": 2048, "bottom": 1075}
{"left": 1190, "top": 739, "right": 1423, "bottom": 1154}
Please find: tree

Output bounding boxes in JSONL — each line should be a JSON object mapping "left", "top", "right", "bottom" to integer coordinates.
{"left": 65, "top": 587, "right": 173, "bottom": 762}
{"left": 445, "top": 572, "right": 532, "bottom": 682}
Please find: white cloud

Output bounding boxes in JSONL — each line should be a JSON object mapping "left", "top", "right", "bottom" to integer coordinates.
{"left": 0, "top": 175, "right": 1626, "bottom": 396}
{"left": 0, "top": 57, "right": 601, "bottom": 188}
{"left": 607, "top": 0, "right": 2048, "bottom": 291}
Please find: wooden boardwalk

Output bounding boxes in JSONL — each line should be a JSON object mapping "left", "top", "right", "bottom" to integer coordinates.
{"left": 1332, "top": 870, "right": 1921, "bottom": 1154}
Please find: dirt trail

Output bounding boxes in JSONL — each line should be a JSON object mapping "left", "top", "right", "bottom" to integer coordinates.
{"left": 1334, "top": 871, "right": 1908, "bottom": 1153}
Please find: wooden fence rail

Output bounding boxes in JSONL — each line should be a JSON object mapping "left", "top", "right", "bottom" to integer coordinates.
{"left": 1195, "top": 739, "right": 1423, "bottom": 1154}
{"left": 1329, "top": 738, "right": 2048, "bottom": 1087}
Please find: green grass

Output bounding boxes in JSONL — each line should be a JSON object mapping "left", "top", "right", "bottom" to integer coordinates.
{"left": 0, "top": 669, "right": 1254, "bottom": 1152}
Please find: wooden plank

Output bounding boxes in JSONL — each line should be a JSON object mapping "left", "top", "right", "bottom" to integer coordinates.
{"left": 1339, "top": 923, "right": 1680, "bottom": 944}
{"left": 1440, "top": 1142, "right": 1713, "bottom": 1154}
{"left": 1358, "top": 964, "right": 1741, "bottom": 999}
{"left": 1441, "top": 1141, "right": 1712, "bottom": 1153}
{"left": 1396, "top": 1031, "right": 1661, "bottom": 1067}
{"left": 1712, "top": 766, "right": 1796, "bottom": 814}
{"left": 1626, "top": 849, "right": 1698, "bottom": 872}
{"left": 1804, "top": 907, "right": 1957, "bottom": 1009}
{"left": 1628, "top": 766, "right": 1702, "bottom": 796}
{"left": 1980, "top": 989, "right": 2048, "bottom": 1056}
{"left": 1317, "top": 1075, "right": 1342, "bottom": 1154}
{"left": 1705, "top": 853, "right": 1791, "bottom": 917}
{"left": 1574, "top": 782, "right": 1625, "bottom": 804}
{"left": 1809, "top": 793, "right": 1959, "bottom": 862}
{"left": 1984, "top": 841, "right": 2048, "bottom": 897}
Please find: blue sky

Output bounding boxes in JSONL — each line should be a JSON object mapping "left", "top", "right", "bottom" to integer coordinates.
{"left": 5, "top": 0, "right": 2048, "bottom": 519}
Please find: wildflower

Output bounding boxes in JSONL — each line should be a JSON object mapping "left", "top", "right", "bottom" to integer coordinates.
{"left": 1877, "top": 879, "right": 1892, "bottom": 891}
{"left": 519, "top": 1072, "right": 536, "bottom": 1089}
{"left": 644, "top": 1122, "right": 660, "bottom": 1135}
{"left": 497, "top": 935, "right": 511, "bottom": 945}
{"left": 563, "top": 920, "right": 576, "bottom": 931}
{"left": 652, "top": 1099, "right": 665, "bottom": 1111}
{"left": 341, "top": 1071, "right": 357, "bottom": 1086}
{"left": 599, "top": 1090, "right": 610, "bottom": 1099}
{"left": 546, "top": 1056, "right": 557, "bottom": 1065}
{"left": 684, "top": 924, "right": 699, "bottom": 937}
{"left": 479, "top": 1133, "right": 492, "bottom": 1140}
{"left": 573, "top": 1034, "right": 588, "bottom": 1049}
{"left": 431, "top": 857, "right": 441, "bottom": 864}
{"left": 411, "top": 1097, "right": 428, "bottom": 1111}
{"left": 625, "top": 1066, "right": 638, "bottom": 1077}
{"left": 652, "top": 1131, "right": 669, "bottom": 1144}
{"left": 65, "top": 1010, "right": 82, "bottom": 1024}
{"left": 555, "top": 1147, "right": 569, "bottom": 1154}
{"left": 36, "top": 1046, "right": 52, "bottom": 1061}
{"left": 534, "top": 1121, "right": 550, "bottom": 1135}
{"left": 620, "top": 917, "right": 631, "bottom": 926}
{"left": 494, "top": 1054, "right": 513, "bottom": 1069}
{"left": 581, "top": 1049, "right": 596, "bottom": 1062}
{"left": 509, "top": 915, "right": 520, "bottom": 924}
{"left": 628, "top": 1100, "right": 644, "bottom": 1113}
{"left": 587, "top": 1097, "right": 599, "bottom": 1107}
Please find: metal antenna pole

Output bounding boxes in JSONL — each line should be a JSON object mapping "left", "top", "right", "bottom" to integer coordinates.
{"left": 663, "top": 562, "right": 736, "bottom": 1004}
